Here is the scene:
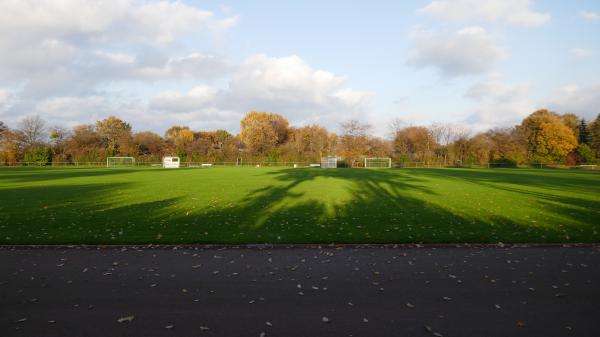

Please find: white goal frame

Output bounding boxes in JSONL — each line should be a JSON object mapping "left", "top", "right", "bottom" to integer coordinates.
{"left": 106, "top": 157, "right": 135, "bottom": 167}
{"left": 364, "top": 157, "right": 391, "bottom": 168}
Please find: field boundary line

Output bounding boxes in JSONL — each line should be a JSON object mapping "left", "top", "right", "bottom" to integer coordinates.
{"left": 1, "top": 243, "right": 599, "bottom": 250}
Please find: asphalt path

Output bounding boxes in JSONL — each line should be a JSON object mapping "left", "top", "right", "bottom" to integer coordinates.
{"left": 1, "top": 245, "right": 599, "bottom": 337}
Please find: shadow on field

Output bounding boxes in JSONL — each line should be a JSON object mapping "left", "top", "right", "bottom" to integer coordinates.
{"left": 0, "top": 167, "right": 138, "bottom": 183}
{"left": 1, "top": 167, "right": 599, "bottom": 244}
{"left": 416, "top": 168, "right": 598, "bottom": 193}
{"left": 413, "top": 168, "right": 600, "bottom": 234}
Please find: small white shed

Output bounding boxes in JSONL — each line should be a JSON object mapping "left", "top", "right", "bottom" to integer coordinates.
{"left": 162, "top": 156, "right": 181, "bottom": 168}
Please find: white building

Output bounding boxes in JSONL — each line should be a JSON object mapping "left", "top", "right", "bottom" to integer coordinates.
{"left": 162, "top": 156, "right": 181, "bottom": 168}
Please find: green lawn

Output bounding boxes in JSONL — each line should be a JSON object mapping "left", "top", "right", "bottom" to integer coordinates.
{"left": 0, "top": 166, "right": 599, "bottom": 244}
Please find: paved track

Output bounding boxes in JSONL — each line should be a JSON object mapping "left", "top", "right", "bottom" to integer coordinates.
{"left": 1, "top": 246, "right": 599, "bottom": 337}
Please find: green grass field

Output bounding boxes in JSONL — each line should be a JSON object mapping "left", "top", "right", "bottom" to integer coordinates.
{"left": 1, "top": 167, "right": 599, "bottom": 244}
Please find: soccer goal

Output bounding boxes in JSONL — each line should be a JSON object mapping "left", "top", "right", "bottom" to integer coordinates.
{"left": 106, "top": 157, "right": 135, "bottom": 167}
{"left": 364, "top": 157, "right": 391, "bottom": 168}
{"left": 321, "top": 156, "right": 338, "bottom": 168}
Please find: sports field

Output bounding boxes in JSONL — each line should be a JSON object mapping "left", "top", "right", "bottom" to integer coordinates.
{"left": 0, "top": 167, "right": 599, "bottom": 244}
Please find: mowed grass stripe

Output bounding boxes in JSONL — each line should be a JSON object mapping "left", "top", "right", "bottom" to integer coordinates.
{"left": 0, "top": 167, "right": 599, "bottom": 244}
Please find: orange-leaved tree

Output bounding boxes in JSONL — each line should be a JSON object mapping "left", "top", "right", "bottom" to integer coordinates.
{"left": 518, "top": 109, "right": 577, "bottom": 162}
{"left": 239, "top": 111, "right": 289, "bottom": 156}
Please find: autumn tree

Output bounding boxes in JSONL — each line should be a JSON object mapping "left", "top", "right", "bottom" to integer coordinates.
{"left": 328, "top": 133, "right": 338, "bottom": 156}
{"left": 0, "top": 121, "right": 7, "bottom": 135}
{"left": 0, "top": 129, "right": 23, "bottom": 164}
{"left": 18, "top": 115, "right": 47, "bottom": 148}
{"left": 164, "top": 126, "right": 194, "bottom": 159}
{"left": 429, "top": 123, "right": 469, "bottom": 164}
{"left": 588, "top": 114, "right": 600, "bottom": 157}
{"left": 49, "top": 126, "right": 70, "bottom": 162}
{"left": 366, "top": 137, "right": 392, "bottom": 158}
{"left": 518, "top": 109, "right": 577, "bottom": 162}
{"left": 393, "top": 126, "right": 437, "bottom": 162}
{"left": 239, "top": 111, "right": 289, "bottom": 155}
{"left": 65, "top": 125, "right": 104, "bottom": 162}
{"left": 338, "top": 120, "right": 371, "bottom": 166}
{"left": 465, "top": 133, "right": 493, "bottom": 164}
{"left": 133, "top": 131, "right": 165, "bottom": 161}
{"left": 95, "top": 116, "right": 132, "bottom": 156}
{"left": 187, "top": 130, "right": 237, "bottom": 162}
{"left": 286, "top": 125, "right": 329, "bottom": 161}
{"left": 561, "top": 113, "right": 580, "bottom": 141}
{"left": 485, "top": 128, "right": 527, "bottom": 165}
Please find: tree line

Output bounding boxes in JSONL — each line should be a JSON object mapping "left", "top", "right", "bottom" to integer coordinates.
{"left": 1, "top": 109, "right": 599, "bottom": 166}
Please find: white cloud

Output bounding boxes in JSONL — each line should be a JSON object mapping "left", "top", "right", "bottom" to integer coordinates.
{"left": 545, "top": 84, "right": 600, "bottom": 120}
{"left": 0, "top": 0, "right": 240, "bottom": 129}
{"left": 580, "top": 11, "right": 600, "bottom": 21}
{"left": 150, "top": 85, "right": 219, "bottom": 112}
{"left": 407, "top": 27, "right": 505, "bottom": 77}
{"left": 0, "top": 0, "right": 236, "bottom": 45}
{"left": 138, "top": 54, "right": 231, "bottom": 80}
{"left": 34, "top": 96, "right": 110, "bottom": 122}
{"left": 0, "top": 0, "right": 237, "bottom": 86}
{"left": 570, "top": 48, "right": 594, "bottom": 58}
{"left": 465, "top": 79, "right": 530, "bottom": 102}
{"left": 223, "top": 55, "right": 373, "bottom": 127}
{"left": 420, "top": 0, "right": 550, "bottom": 26}
{"left": 148, "top": 55, "right": 374, "bottom": 131}
{"left": 464, "top": 78, "right": 534, "bottom": 130}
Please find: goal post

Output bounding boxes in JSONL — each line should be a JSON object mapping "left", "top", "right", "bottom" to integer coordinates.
{"left": 364, "top": 157, "right": 392, "bottom": 168}
{"left": 106, "top": 157, "right": 135, "bottom": 167}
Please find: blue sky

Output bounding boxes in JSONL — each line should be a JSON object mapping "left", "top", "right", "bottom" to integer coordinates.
{"left": 0, "top": 0, "right": 599, "bottom": 135}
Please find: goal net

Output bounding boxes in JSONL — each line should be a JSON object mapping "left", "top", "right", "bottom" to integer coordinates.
{"left": 106, "top": 157, "right": 135, "bottom": 167}
{"left": 321, "top": 156, "right": 338, "bottom": 168}
{"left": 364, "top": 157, "right": 391, "bottom": 168}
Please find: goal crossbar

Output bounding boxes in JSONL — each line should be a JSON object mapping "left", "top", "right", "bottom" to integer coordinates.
{"left": 106, "top": 157, "right": 135, "bottom": 167}
{"left": 364, "top": 157, "right": 391, "bottom": 168}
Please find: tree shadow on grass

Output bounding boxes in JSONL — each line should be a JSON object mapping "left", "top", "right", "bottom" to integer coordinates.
{"left": 414, "top": 168, "right": 600, "bottom": 194}
{"left": 0, "top": 167, "right": 140, "bottom": 184}
{"left": 1, "top": 168, "right": 598, "bottom": 244}
{"left": 410, "top": 168, "right": 600, "bottom": 234}
{"left": 0, "top": 181, "right": 184, "bottom": 244}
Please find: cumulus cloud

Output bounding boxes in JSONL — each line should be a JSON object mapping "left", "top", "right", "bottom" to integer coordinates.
{"left": 0, "top": 0, "right": 237, "bottom": 87}
{"left": 407, "top": 27, "right": 505, "bottom": 77}
{"left": 0, "top": 0, "right": 242, "bottom": 129}
{"left": 33, "top": 96, "right": 111, "bottom": 126}
{"left": 0, "top": 1, "right": 373, "bottom": 132}
{"left": 464, "top": 78, "right": 534, "bottom": 130}
{"left": 150, "top": 85, "right": 219, "bottom": 112}
{"left": 136, "top": 54, "right": 231, "bottom": 80}
{"left": 0, "top": 0, "right": 234, "bottom": 45}
{"left": 420, "top": 0, "right": 550, "bottom": 26}
{"left": 580, "top": 11, "right": 600, "bottom": 21}
{"left": 148, "top": 55, "right": 374, "bottom": 131}
{"left": 545, "top": 84, "right": 600, "bottom": 120}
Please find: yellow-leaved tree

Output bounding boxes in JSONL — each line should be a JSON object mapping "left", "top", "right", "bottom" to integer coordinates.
{"left": 95, "top": 116, "right": 133, "bottom": 156}
{"left": 519, "top": 110, "right": 577, "bottom": 162}
{"left": 239, "top": 111, "right": 289, "bottom": 156}
{"left": 164, "top": 126, "right": 194, "bottom": 160}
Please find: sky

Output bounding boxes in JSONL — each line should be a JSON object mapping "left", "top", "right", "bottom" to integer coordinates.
{"left": 0, "top": 0, "right": 599, "bottom": 136}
